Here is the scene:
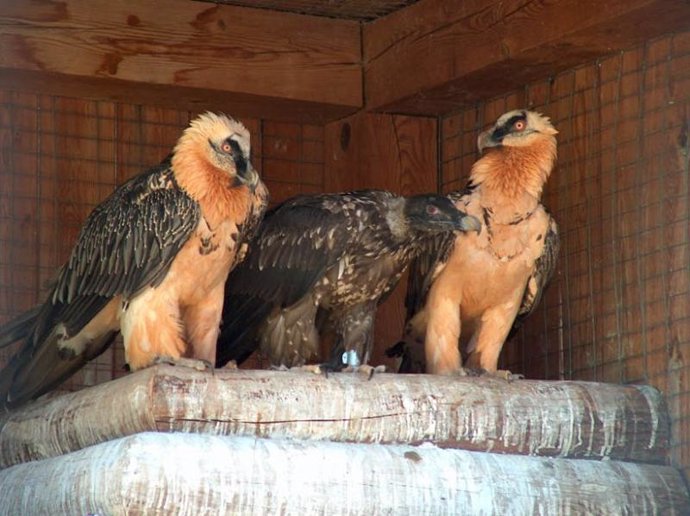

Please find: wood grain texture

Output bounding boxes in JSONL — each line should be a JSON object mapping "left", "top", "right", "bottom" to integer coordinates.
{"left": 363, "top": 0, "right": 690, "bottom": 114}
{"left": 206, "top": 0, "right": 421, "bottom": 21}
{"left": 0, "top": 432, "right": 688, "bottom": 515}
{"left": 0, "top": 365, "right": 671, "bottom": 469}
{"left": 324, "top": 113, "right": 437, "bottom": 367}
{"left": 0, "top": 0, "right": 361, "bottom": 122}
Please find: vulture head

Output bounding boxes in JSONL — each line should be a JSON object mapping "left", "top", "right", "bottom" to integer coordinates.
{"left": 172, "top": 112, "right": 260, "bottom": 191}
{"left": 477, "top": 110, "right": 558, "bottom": 153}
{"left": 402, "top": 194, "right": 481, "bottom": 235}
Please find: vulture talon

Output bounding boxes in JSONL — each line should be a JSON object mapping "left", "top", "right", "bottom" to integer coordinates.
{"left": 493, "top": 369, "right": 524, "bottom": 381}
{"left": 223, "top": 360, "right": 239, "bottom": 370}
{"left": 342, "top": 364, "right": 386, "bottom": 380}
{"left": 154, "top": 356, "right": 214, "bottom": 373}
{"left": 461, "top": 367, "right": 523, "bottom": 381}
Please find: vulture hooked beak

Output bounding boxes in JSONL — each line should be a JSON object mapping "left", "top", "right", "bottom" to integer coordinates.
{"left": 477, "top": 127, "right": 503, "bottom": 153}
{"left": 239, "top": 163, "right": 261, "bottom": 192}
{"left": 457, "top": 213, "right": 482, "bottom": 234}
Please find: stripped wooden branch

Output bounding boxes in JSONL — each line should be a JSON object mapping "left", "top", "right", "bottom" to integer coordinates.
{"left": 0, "top": 365, "right": 669, "bottom": 469}
{"left": 0, "top": 432, "right": 687, "bottom": 515}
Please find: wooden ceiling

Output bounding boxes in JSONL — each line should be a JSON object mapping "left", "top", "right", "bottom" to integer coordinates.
{"left": 200, "top": 0, "right": 421, "bottom": 21}
{"left": 3, "top": 0, "right": 690, "bottom": 121}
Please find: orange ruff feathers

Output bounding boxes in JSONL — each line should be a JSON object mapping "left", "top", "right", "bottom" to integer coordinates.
{"left": 400, "top": 110, "right": 560, "bottom": 377}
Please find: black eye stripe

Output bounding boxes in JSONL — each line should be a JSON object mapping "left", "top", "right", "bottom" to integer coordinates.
{"left": 490, "top": 113, "right": 528, "bottom": 141}
{"left": 227, "top": 138, "right": 248, "bottom": 176}
{"left": 228, "top": 139, "right": 243, "bottom": 155}
{"left": 506, "top": 114, "right": 527, "bottom": 128}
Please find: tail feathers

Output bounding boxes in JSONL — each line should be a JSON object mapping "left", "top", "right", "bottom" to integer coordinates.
{"left": 384, "top": 338, "right": 426, "bottom": 374}
{"left": 259, "top": 296, "right": 320, "bottom": 368}
{"left": 216, "top": 297, "right": 271, "bottom": 368}
{"left": 1, "top": 330, "right": 117, "bottom": 410}
{"left": 386, "top": 314, "right": 428, "bottom": 374}
{"left": 0, "top": 306, "right": 41, "bottom": 348}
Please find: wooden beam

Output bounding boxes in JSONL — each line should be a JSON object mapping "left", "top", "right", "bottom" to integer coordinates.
{"left": 364, "top": 0, "right": 690, "bottom": 115}
{"left": 0, "top": 432, "right": 688, "bottom": 515}
{"left": 0, "top": 0, "right": 362, "bottom": 122}
{"left": 0, "top": 365, "right": 670, "bottom": 469}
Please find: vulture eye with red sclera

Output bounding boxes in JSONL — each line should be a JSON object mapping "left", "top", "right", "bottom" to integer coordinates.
{"left": 514, "top": 120, "right": 526, "bottom": 131}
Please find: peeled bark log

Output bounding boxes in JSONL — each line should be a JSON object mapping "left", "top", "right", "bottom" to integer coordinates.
{"left": 0, "top": 365, "right": 669, "bottom": 469}
{"left": 0, "top": 432, "right": 687, "bottom": 516}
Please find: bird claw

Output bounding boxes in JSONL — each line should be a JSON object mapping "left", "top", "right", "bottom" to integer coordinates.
{"left": 153, "top": 356, "right": 214, "bottom": 373}
{"left": 461, "top": 366, "right": 523, "bottom": 381}
{"left": 342, "top": 364, "right": 386, "bottom": 380}
{"left": 494, "top": 369, "right": 524, "bottom": 381}
{"left": 291, "top": 362, "right": 386, "bottom": 380}
{"left": 223, "top": 360, "right": 239, "bottom": 370}
{"left": 289, "top": 364, "right": 326, "bottom": 375}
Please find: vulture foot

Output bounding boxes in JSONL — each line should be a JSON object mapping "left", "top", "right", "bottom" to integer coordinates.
{"left": 342, "top": 364, "right": 387, "bottom": 380}
{"left": 290, "top": 364, "right": 326, "bottom": 375}
{"left": 153, "top": 356, "right": 214, "bottom": 373}
{"left": 462, "top": 367, "right": 523, "bottom": 381}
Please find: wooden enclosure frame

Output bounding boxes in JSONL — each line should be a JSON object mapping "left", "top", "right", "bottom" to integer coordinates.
{"left": 1, "top": 0, "right": 689, "bottom": 120}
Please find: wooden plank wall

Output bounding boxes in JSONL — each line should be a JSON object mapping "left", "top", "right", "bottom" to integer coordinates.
{"left": 441, "top": 31, "right": 690, "bottom": 479}
{"left": 0, "top": 93, "right": 325, "bottom": 385}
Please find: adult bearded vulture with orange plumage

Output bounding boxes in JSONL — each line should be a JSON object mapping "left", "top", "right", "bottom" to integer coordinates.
{"left": 215, "top": 190, "right": 481, "bottom": 375}
{"left": 388, "top": 110, "right": 560, "bottom": 377}
{"left": 0, "top": 112, "right": 268, "bottom": 408}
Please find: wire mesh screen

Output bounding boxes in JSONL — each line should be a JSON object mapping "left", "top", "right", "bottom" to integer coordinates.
{"left": 0, "top": 96, "right": 325, "bottom": 388}
{"left": 441, "top": 32, "right": 690, "bottom": 479}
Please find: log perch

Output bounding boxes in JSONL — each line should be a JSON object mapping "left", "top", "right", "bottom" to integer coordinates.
{"left": 0, "top": 432, "right": 687, "bottom": 515}
{"left": 0, "top": 365, "right": 669, "bottom": 469}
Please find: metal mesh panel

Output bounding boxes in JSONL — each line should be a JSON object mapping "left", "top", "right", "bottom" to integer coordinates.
{"left": 441, "top": 32, "right": 690, "bottom": 479}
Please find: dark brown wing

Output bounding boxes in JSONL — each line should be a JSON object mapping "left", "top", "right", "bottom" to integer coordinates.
{"left": 32, "top": 160, "right": 200, "bottom": 345}
{"left": 1, "top": 159, "right": 200, "bottom": 407}
{"left": 404, "top": 232, "right": 456, "bottom": 321}
{"left": 216, "top": 194, "right": 353, "bottom": 366}
{"left": 509, "top": 213, "right": 560, "bottom": 336}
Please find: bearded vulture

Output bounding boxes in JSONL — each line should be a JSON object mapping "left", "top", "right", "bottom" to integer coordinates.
{"left": 0, "top": 112, "right": 268, "bottom": 408}
{"left": 216, "top": 190, "right": 480, "bottom": 374}
{"left": 389, "top": 110, "right": 560, "bottom": 378}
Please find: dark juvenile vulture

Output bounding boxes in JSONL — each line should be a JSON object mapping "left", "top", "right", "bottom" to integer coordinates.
{"left": 389, "top": 110, "right": 560, "bottom": 377}
{"left": 215, "top": 190, "right": 480, "bottom": 374}
{"left": 0, "top": 112, "right": 268, "bottom": 408}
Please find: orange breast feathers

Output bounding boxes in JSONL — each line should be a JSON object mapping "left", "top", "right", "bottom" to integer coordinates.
{"left": 417, "top": 109, "right": 559, "bottom": 377}
{"left": 124, "top": 113, "right": 268, "bottom": 370}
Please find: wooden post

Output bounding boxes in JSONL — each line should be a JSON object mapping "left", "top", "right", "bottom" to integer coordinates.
{"left": 0, "top": 432, "right": 687, "bottom": 515}
{"left": 0, "top": 365, "right": 669, "bottom": 468}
